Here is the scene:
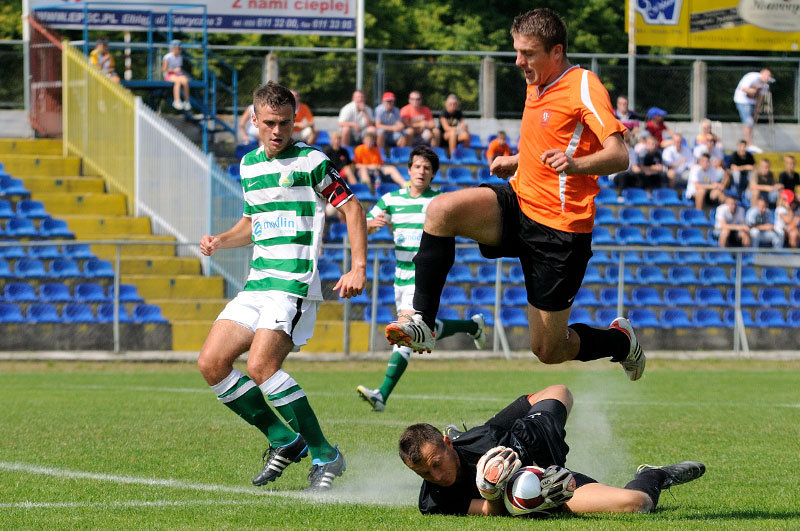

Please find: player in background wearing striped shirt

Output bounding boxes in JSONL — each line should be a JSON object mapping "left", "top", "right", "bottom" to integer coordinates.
{"left": 356, "top": 146, "right": 487, "bottom": 412}
{"left": 386, "top": 9, "right": 645, "bottom": 381}
{"left": 198, "top": 81, "right": 366, "bottom": 491}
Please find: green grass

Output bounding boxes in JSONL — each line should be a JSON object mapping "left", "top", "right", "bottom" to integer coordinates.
{"left": 1, "top": 358, "right": 799, "bottom": 529}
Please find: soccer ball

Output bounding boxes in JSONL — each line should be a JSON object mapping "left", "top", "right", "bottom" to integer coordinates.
{"left": 503, "top": 466, "right": 546, "bottom": 516}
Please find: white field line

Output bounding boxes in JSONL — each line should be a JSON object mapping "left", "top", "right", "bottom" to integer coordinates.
{"left": 0, "top": 499, "right": 272, "bottom": 510}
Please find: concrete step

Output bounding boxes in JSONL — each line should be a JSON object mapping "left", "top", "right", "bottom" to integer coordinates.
{"left": 0, "top": 155, "right": 81, "bottom": 176}
{"left": 151, "top": 299, "right": 227, "bottom": 321}
{"left": 20, "top": 176, "right": 105, "bottom": 194}
{"left": 61, "top": 215, "right": 152, "bottom": 236}
{"left": 171, "top": 320, "right": 212, "bottom": 351}
{"left": 319, "top": 301, "right": 345, "bottom": 320}
{"left": 120, "top": 256, "right": 200, "bottom": 275}
{"left": 0, "top": 138, "right": 62, "bottom": 156}
{"left": 89, "top": 235, "right": 177, "bottom": 258}
{"left": 34, "top": 192, "right": 127, "bottom": 216}
{"left": 121, "top": 274, "right": 224, "bottom": 299}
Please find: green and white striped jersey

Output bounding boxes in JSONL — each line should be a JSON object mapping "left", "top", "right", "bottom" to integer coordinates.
{"left": 367, "top": 187, "right": 440, "bottom": 287}
{"left": 239, "top": 143, "right": 353, "bottom": 300}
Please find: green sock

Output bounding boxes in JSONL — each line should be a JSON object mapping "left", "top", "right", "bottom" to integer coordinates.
{"left": 273, "top": 403, "right": 300, "bottom": 432}
{"left": 436, "top": 318, "right": 478, "bottom": 340}
{"left": 211, "top": 369, "right": 296, "bottom": 447}
{"left": 378, "top": 346, "right": 410, "bottom": 401}
{"left": 260, "top": 370, "right": 337, "bottom": 463}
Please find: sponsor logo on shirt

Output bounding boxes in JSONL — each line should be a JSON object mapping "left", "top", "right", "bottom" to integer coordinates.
{"left": 254, "top": 211, "right": 298, "bottom": 238}
{"left": 541, "top": 110, "right": 551, "bottom": 126}
{"left": 279, "top": 173, "right": 294, "bottom": 187}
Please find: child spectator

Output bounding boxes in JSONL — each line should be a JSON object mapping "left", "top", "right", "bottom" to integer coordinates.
{"left": 775, "top": 189, "right": 799, "bottom": 248}
{"left": 485, "top": 131, "right": 512, "bottom": 164}
{"left": 162, "top": 39, "right": 191, "bottom": 111}
{"left": 323, "top": 131, "right": 357, "bottom": 185}
{"left": 89, "top": 37, "right": 120, "bottom": 83}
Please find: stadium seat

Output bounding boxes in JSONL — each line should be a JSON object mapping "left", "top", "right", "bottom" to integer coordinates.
{"left": 97, "top": 303, "right": 132, "bottom": 323}
{"left": 706, "top": 251, "right": 736, "bottom": 265}
{"left": 0, "top": 199, "right": 14, "bottom": 218}
{"left": 0, "top": 245, "right": 26, "bottom": 259}
{"left": 786, "top": 309, "right": 800, "bottom": 327}
{"left": 377, "top": 261, "right": 396, "bottom": 282}
{"left": 465, "top": 306, "right": 494, "bottom": 326}
{"left": 439, "top": 184, "right": 461, "bottom": 193}
{"left": 680, "top": 209, "right": 712, "bottom": 227}
{"left": 631, "top": 287, "right": 663, "bottom": 306}
{"left": 0, "top": 176, "right": 30, "bottom": 197}
{"left": 604, "top": 265, "right": 635, "bottom": 284}
{"left": 758, "top": 287, "right": 788, "bottom": 306}
{"left": 726, "top": 287, "right": 758, "bottom": 306}
{"left": 315, "top": 130, "right": 330, "bottom": 146}
{"left": 574, "top": 287, "right": 599, "bottom": 306}
{"left": 29, "top": 244, "right": 62, "bottom": 259}
{"left": 14, "top": 258, "right": 47, "bottom": 278}
{"left": 500, "top": 307, "right": 528, "bottom": 326}
{"left": 635, "top": 266, "right": 667, "bottom": 284}
{"left": 470, "top": 286, "right": 497, "bottom": 306}
{"left": 502, "top": 287, "right": 529, "bottom": 306}
{"left": 592, "top": 227, "right": 615, "bottom": 245}
{"left": 63, "top": 244, "right": 95, "bottom": 259}
{"left": 595, "top": 309, "right": 619, "bottom": 326}
{"left": 446, "top": 166, "right": 474, "bottom": 184}
{"left": 588, "top": 250, "right": 614, "bottom": 265}
{"left": 235, "top": 141, "right": 258, "bottom": 160}
{"left": 39, "top": 218, "right": 75, "bottom": 239}
{"left": 649, "top": 208, "right": 679, "bottom": 226}
{"left": 660, "top": 308, "right": 693, "bottom": 328}
{"left": 226, "top": 163, "right": 240, "bottom": 177}
{"left": 62, "top": 303, "right": 97, "bottom": 323}
{"left": 699, "top": 266, "right": 732, "bottom": 285}
{"left": 619, "top": 207, "right": 648, "bottom": 225}
{"left": 84, "top": 259, "right": 115, "bottom": 278}
{"left": 790, "top": 288, "right": 800, "bottom": 306}
{"left": 670, "top": 265, "right": 702, "bottom": 285}
{"left": 451, "top": 147, "right": 480, "bottom": 164}
{"left": 693, "top": 308, "right": 724, "bottom": 327}
{"left": 503, "top": 264, "right": 522, "bottom": 283}
{"left": 673, "top": 251, "right": 704, "bottom": 265}
{"left": 26, "top": 303, "right": 61, "bottom": 323}
{"left": 0, "top": 303, "right": 25, "bottom": 323}
{"left": 0, "top": 258, "right": 10, "bottom": 278}
{"left": 317, "top": 260, "right": 342, "bottom": 281}
{"left": 595, "top": 188, "right": 619, "bottom": 205}
{"left": 40, "top": 282, "right": 72, "bottom": 303}
{"left": 447, "top": 264, "right": 476, "bottom": 283}
{"left": 475, "top": 167, "right": 492, "bottom": 182}
{"left": 594, "top": 207, "right": 617, "bottom": 226}
{"left": 664, "top": 287, "right": 693, "bottom": 305}
{"left": 643, "top": 250, "right": 673, "bottom": 264}
{"left": 762, "top": 267, "right": 792, "bottom": 285}
{"left": 349, "top": 183, "right": 377, "bottom": 202}
{"left": 348, "top": 289, "right": 371, "bottom": 305}
{"left": 739, "top": 266, "right": 762, "bottom": 285}
{"left": 755, "top": 308, "right": 788, "bottom": 328}
{"left": 326, "top": 222, "right": 348, "bottom": 242}
{"left": 363, "top": 305, "right": 393, "bottom": 323}
{"left": 621, "top": 188, "right": 650, "bottom": 205}
{"left": 597, "top": 174, "right": 612, "bottom": 188}
{"left": 478, "top": 264, "right": 509, "bottom": 283}
{"left": 430, "top": 146, "right": 450, "bottom": 164}
{"left": 388, "top": 147, "right": 412, "bottom": 164}
{"left": 723, "top": 308, "right": 755, "bottom": 327}
{"left": 75, "top": 282, "right": 111, "bottom": 302}
{"left": 647, "top": 227, "right": 678, "bottom": 246}
{"left": 628, "top": 308, "right": 661, "bottom": 327}
{"left": 468, "top": 134, "right": 484, "bottom": 149}
{"left": 568, "top": 307, "right": 595, "bottom": 326}
{"left": 133, "top": 304, "right": 168, "bottom": 323}
{"left": 50, "top": 258, "right": 83, "bottom": 278}
{"left": 377, "top": 285, "right": 395, "bottom": 305}
{"left": 455, "top": 247, "right": 485, "bottom": 263}
{"left": 6, "top": 217, "right": 37, "bottom": 238}
{"left": 4, "top": 282, "right": 37, "bottom": 302}
{"left": 599, "top": 288, "right": 631, "bottom": 307}
{"left": 695, "top": 287, "right": 726, "bottom": 306}
{"left": 16, "top": 199, "right": 48, "bottom": 219}
{"left": 437, "top": 306, "right": 460, "bottom": 321}
{"left": 652, "top": 188, "right": 685, "bottom": 206}
{"left": 376, "top": 183, "right": 400, "bottom": 196}
{"left": 441, "top": 286, "right": 469, "bottom": 305}
{"left": 616, "top": 227, "right": 647, "bottom": 245}
{"left": 677, "top": 228, "right": 708, "bottom": 247}
{"left": 367, "top": 226, "right": 393, "bottom": 243}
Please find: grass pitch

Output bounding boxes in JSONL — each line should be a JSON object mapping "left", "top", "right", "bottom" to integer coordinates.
{"left": 1, "top": 358, "right": 799, "bottom": 529}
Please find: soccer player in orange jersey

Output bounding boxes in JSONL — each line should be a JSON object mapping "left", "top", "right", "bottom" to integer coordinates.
{"left": 385, "top": 8, "right": 645, "bottom": 381}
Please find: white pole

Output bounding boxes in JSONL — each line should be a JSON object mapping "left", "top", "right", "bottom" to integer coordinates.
{"left": 627, "top": 0, "right": 636, "bottom": 110}
{"left": 124, "top": 31, "right": 132, "bottom": 81}
{"left": 355, "top": 0, "right": 364, "bottom": 91}
{"left": 22, "top": 0, "right": 31, "bottom": 128}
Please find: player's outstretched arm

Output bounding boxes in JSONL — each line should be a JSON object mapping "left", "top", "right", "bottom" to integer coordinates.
{"left": 489, "top": 154, "right": 519, "bottom": 180}
{"left": 334, "top": 198, "right": 367, "bottom": 298}
{"left": 542, "top": 132, "right": 628, "bottom": 176}
{"left": 199, "top": 216, "right": 252, "bottom": 256}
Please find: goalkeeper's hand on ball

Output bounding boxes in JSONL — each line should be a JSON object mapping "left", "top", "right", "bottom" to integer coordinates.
{"left": 532, "top": 465, "right": 576, "bottom": 512}
{"left": 475, "top": 446, "right": 522, "bottom": 500}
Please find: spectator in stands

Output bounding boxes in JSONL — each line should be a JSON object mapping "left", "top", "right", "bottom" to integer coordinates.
{"left": 639, "top": 135, "right": 666, "bottom": 190}
{"left": 686, "top": 153, "right": 726, "bottom": 210}
{"left": 633, "top": 130, "right": 650, "bottom": 158}
{"left": 290, "top": 90, "right": 317, "bottom": 145}
{"left": 438, "top": 94, "right": 471, "bottom": 156}
{"left": 749, "top": 158, "right": 781, "bottom": 208}
{"left": 338, "top": 90, "right": 375, "bottom": 146}
{"left": 614, "top": 95, "right": 639, "bottom": 133}
{"left": 89, "top": 37, "right": 120, "bottom": 83}
{"left": 746, "top": 197, "right": 781, "bottom": 248}
{"left": 661, "top": 133, "right": 693, "bottom": 189}
{"left": 778, "top": 155, "right": 799, "bottom": 196}
{"left": 728, "top": 140, "right": 756, "bottom": 196}
{"left": 323, "top": 131, "right": 357, "bottom": 185}
{"left": 400, "top": 91, "right": 440, "bottom": 147}
{"left": 611, "top": 129, "right": 643, "bottom": 190}
{"left": 485, "top": 131, "right": 512, "bottom": 164}
{"left": 692, "top": 133, "right": 725, "bottom": 165}
{"left": 733, "top": 68, "right": 773, "bottom": 152}
{"left": 695, "top": 119, "right": 722, "bottom": 150}
{"left": 162, "top": 39, "right": 191, "bottom": 111}
{"left": 714, "top": 195, "right": 751, "bottom": 247}
{"left": 775, "top": 189, "right": 799, "bottom": 248}
{"left": 238, "top": 104, "right": 258, "bottom": 145}
{"left": 644, "top": 107, "right": 673, "bottom": 148}
{"left": 375, "top": 91, "right": 406, "bottom": 149}
{"left": 353, "top": 131, "right": 406, "bottom": 190}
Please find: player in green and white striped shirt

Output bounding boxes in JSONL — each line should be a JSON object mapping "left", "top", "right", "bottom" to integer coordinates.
{"left": 198, "top": 81, "right": 366, "bottom": 491}
{"left": 357, "top": 146, "right": 486, "bottom": 412}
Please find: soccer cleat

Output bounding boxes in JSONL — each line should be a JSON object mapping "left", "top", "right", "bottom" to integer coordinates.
{"left": 252, "top": 434, "right": 308, "bottom": 486}
{"left": 183, "top": 100, "right": 192, "bottom": 111}
{"left": 385, "top": 313, "right": 435, "bottom": 353}
{"left": 636, "top": 461, "right": 706, "bottom": 489}
{"left": 172, "top": 100, "right": 183, "bottom": 110}
{"left": 609, "top": 317, "right": 646, "bottom": 381}
{"left": 443, "top": 424, "right": 465, "bottom": 441}
{"left": 471, "top": 314, "right": 487, "bottom": 349}
{"left": 307, "top": 446, "right": 346, "bottom": 492}
{"left": 356, "top": 385, "right": 385, "bottom": 412}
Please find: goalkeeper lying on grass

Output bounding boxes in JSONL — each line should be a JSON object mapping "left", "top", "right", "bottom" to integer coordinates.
{"left": 398, "top": 385, "right": 705, "bottom": 516}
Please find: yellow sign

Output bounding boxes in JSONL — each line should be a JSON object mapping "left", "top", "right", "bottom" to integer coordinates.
{"left": 629, "top": 0, "right": 800, "bottom": 51}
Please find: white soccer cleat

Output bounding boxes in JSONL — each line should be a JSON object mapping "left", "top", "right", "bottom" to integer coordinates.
{"left": 356, "top": 385, "right": 385, "bottom": 412}
{"left": 385, "top": 313, "right": 435, "bottom": 353}
{"left": 471, "top": 314, "right": 487, "bottom": 349}
{"left": 609, "top": 317, "right": 645, "bottom": 381}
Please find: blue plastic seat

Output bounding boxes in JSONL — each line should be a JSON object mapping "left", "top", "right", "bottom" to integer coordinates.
{"left": 568, "top": 307, "right": 595, "bottom": 326}
{"left": 75, "top": 282, "right": 111, "bottom": 302}
{"left": 673, "top": 251, "right": 704, "bottom": 265}
{"left": 362, "top": 305, "right": 393, "bottom": 323}
{"left": 439, "top": 184, "right": 461, "bottom": 193}
{"left": 63, "top": 244, "right": 95, "bottom": 259}
{"left": 574, "top": 287, "right": 599, "bottom": 306}
{"left": 50, "top": 258, "right": 83, "bottom": 278}
{"left": 39, "top": 218, "right": 75, "bottom": 239}
{"left": 388, "top": 146, "right": 412, "bottom": 164}
{"left": 739, "top": 266, "right": 762, "bottom": 285}
{"left": 97, "top": 303, "right": 132, "bottom": 323}
{"left": 700, "top": 266, "right": 732, "bottom": 285}
{"left": 664, "top": 287, "right": 694, "bottom": 305}
{"left": 0, "top": 245, "right": 26, "bottom": 259}
{"left": 376, "top": 285, "right": 395, "bottom": 305}
{"left": 723, "top": 308, "right": 754, "bottom": 327}
{"left": 678, "top": 227, "right": 709, "bottom": 246}
{"left": 27, "top": 303, "right": 61, "bottom": 323}
{"left": 500, "top": 307, "right": 528, "bottom": 326}
{"left": 599, "top": 288, "right": 631, "bottom": 307}
{"left": 594, "top": 207, "right": 617, "bottom": 225}
{"left": 0, "top": 199, "right": 14, "bottom": 218}
{"left": 619, "top": 207, "right": 648, "bottom": 225}
{"left": 643, "top": 250, "right": 673, "bottom": 264}
{"left": 616, "top": 226, "right": 647, "bottom": 245}
{"left": 15, "top": 258, "right": 47, "bottom": 278}
{"left": 446, "top": 166, "right": 474, "bottom": 184}
{"left": 631, "top": 287, "right": 663, "bottom": 305}
{"left": 430, "top": 146, "right": 450, "bottom": 164}
{"left": 478, "top": 264, "right": 509, "bottom": 283}
{"left": 133, "top": 304, "right": 168, "bottom": 323}
{"left": 235, "top": 141, "right": 259, "bottom": 160}
{"left": 680, "top": 209, "right": 712, "bottom": 227}
{"left": 647, "top": 227, "right": 678, "bottom": 246}
{"left": 652, "top": 188, "right": 685, "bottom": 206}
{"left": 790, "top": 288, "right": 800, "bottom": 306}
{"left": 437, "top": 306, "right": 460, "bottom": 321}
{"left": 451, "top": 147, "right": 480, "bottom": 164}
{"left": 763, "top": 267, "right": 792, "bottom": 285}
{"left": 465, "top": 306, "right": 494, "bottom": 326}
{"left": 706, "top": 251, "right": 736, "bottom": 265}
{"left": 469, "top": 134, "right": 484, "bottom": 149}
{"left": 226, "top": 163, "right": 240, "bottom": 177}
{"left": 595, "top": 308, "right": 620, "bottom": 326}
{"left": 667, "top": 266, "right": 698, "bottom": 285}
{"left": 595, "top": 188, "right": 619, "bottom": 205}
{"left": 367, "top": 226, "right": 393, "bottom": 243}
{"left": 6, "top": 217, "right": 37, "bottom": 238}
{"left": 317, "top": 260, "right": 342, "bottom": 281}
{"left": 326, "top": 222, "right": 348, "bottom": 242}
{"left": 4, "top": 282, "right": 37, "bottom": 302}
{"left": 315, "top": 130, "right": 330, "bottom": 146}
{"left": 40, "top": 282, "right": 72, "bottom": 303}
{"left": 621, "top": 188, "right": 651, "bottom": 205}
{"left": 470, "top": 286, "right": 497, "bottom": 306}
{"left": 649, "top": 208, "right": 679, "bottom": 226}
{"left": 592, "top": 227, "right": 615, "bottom": 245}
{"left": 29, "top": 245, "right": 62, "bottom": 259}
{"left": 377, "top": 262, "right": 396, "bottom": 282}
{"left": 376, "top": 183, "right": 400, "bottom": 196}
{"left": 441, "top": 286, "right": 469, "bottom": 305}
{"left": 758, "top": 287, "right": 788, "bottom": 306}
{"left": 84, "top": 258, "right": 114, "bottom": 278}
{"left": 349, "top": 183, "right": 377, "bottom": 202}
{"left": 636, "top": 266, "right": 667, "bottom": 284}
{"left": 502, "top": 287, "right": 529, "bottom": 306}
{"left": 726, "top": 287, "right": 758, "bottom": 306}
{"left": 0, "top": 303, "right": 25, "bottom": 323}
{"left": 0, "top": 176, "right": 30, "bottom": 197}
{"left": 475, "top": 167, "right": 492, "bottom": 182}
{"left": 62, "top": 302, "right": 97, "bottom": 323}
{"left": 455, "top": 247, "right": 485, "bottom": 263}
{"left": 588, "top": 250, "right": 614, "bottom": 265}
{"left": 694, "top": 308, "right": 724, "bottom": 327}
{"left": 755, "top": 308, "right": 787, "bottom": 328}
{"left": 695, "top": 287, "right": 725, "bottom": 306}
{"left": 604, "top": 265, "right": 636, "bottom": 284}
{"left": 660, "top": 308, "right": 694, "bottom": 328}
{"left": 447, "top": 264, "right": 476, "bottom": 283}
{"left": 629, "top": 308, "right": 661, "bottom": 327}
{"left": 16, "top": 199, "right": 49, "bottom": 219}
{"left": 786, "top": 309, "right": 800, "bottom": 327}
{"left": 0, "top": 258, "right": 11, "bottom": 278}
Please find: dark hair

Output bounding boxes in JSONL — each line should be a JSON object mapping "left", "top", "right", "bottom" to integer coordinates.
{"left": 408, "top": 145, "right": 440, "bottom": 175}
{"left": 399, "top": 423, "right": 444, "bottom": 465}
{"left": 510, "top": 8, "right": 568, "bottom": 54}
{"left": 253, "top": 81, "right": 296, "bottom": 114}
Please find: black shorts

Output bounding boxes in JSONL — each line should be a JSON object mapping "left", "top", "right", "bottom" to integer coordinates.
{"left": 478, "top": 183, "right": 593, "bottom": 311}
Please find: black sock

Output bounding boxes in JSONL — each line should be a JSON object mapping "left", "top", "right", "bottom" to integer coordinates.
{"left": 412, "top": 232, "right": 455, "bottom": 330}
{"left": 571, "top": 323, "right": 630, "bottom": 362}
{"left": 624, "top": 468, "right": 668, "bottom": 510}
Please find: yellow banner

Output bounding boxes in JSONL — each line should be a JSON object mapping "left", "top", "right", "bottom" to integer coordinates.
{"left": 629, "top": 0, "right": 800, "bottom": 51}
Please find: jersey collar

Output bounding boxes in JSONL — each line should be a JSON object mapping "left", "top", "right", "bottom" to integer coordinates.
{"left": 536, "top": 64, "right": 581, "bottom": 98}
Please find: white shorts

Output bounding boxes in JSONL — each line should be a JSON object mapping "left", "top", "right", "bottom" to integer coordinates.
{"left": 216, "top": 291, "right": 319, "bottom": 347}
{"left": 394, "top": 284, "right": 415, "bottom": 312}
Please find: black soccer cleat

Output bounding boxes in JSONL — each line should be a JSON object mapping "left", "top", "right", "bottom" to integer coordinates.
{"left": 636, "top": 460, "right": 706, "bottom": 489}
{"left": 306, "top": 446, "right": 346, "bottom": 492}
{"left": 252, "top": 434, "right": 309, "bottom": 486}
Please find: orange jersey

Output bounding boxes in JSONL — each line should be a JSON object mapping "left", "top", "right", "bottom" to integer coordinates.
{"left": 485, "top": 138, "right": 511, "bottom": 162}
{"left": 294, "top": 103, "right": 314, "bottom": 132}
{"left": 511, "top": 66, "right": 625, "bottom": 233}
{"left": 353, "top": 144, "right": 384, "bottom": 165}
